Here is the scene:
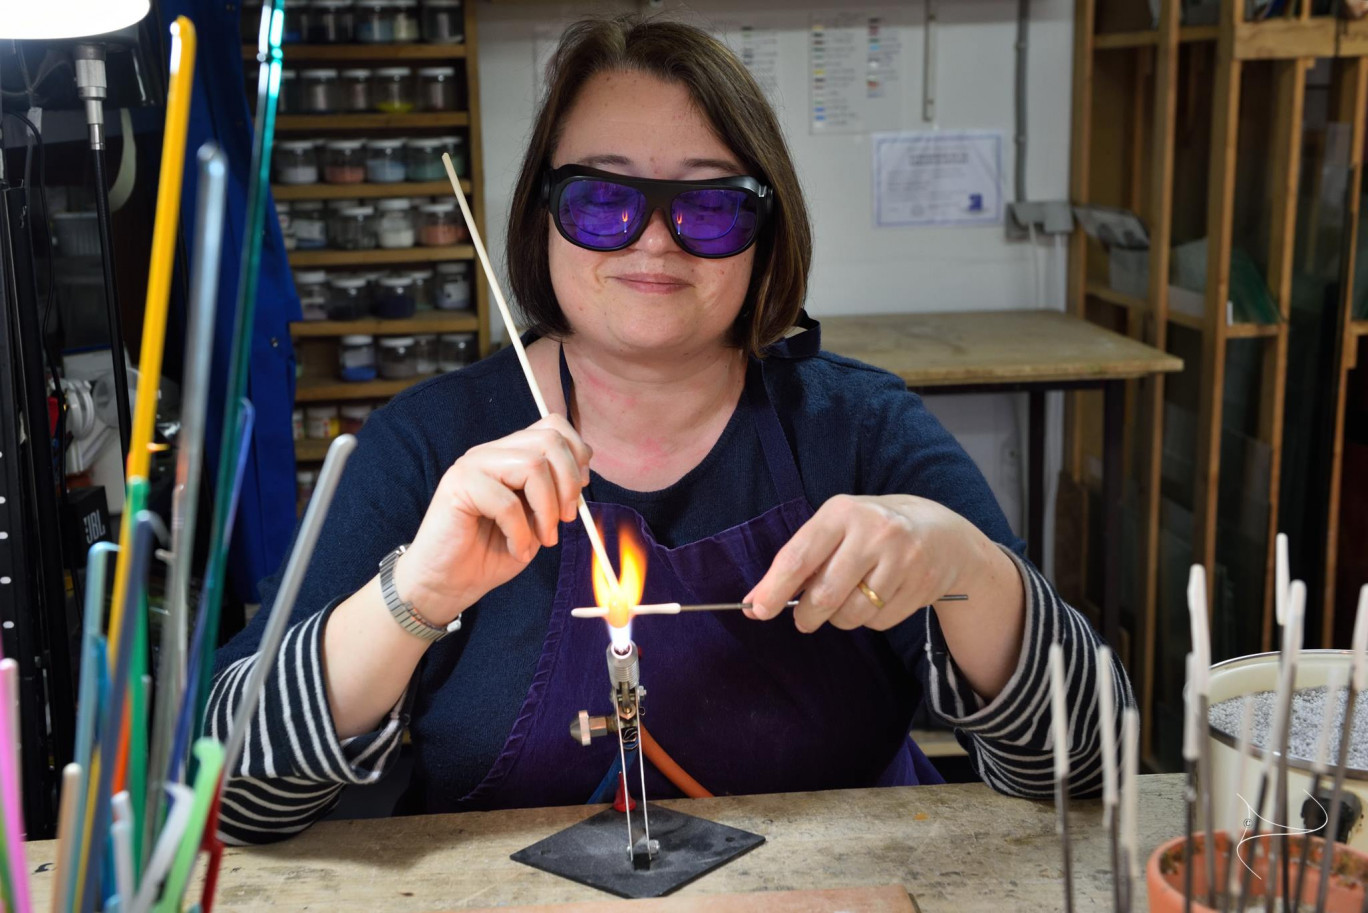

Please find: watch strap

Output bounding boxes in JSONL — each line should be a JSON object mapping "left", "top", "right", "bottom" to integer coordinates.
{"left": 379, "top": 545, "right": 460, "bottom": 643}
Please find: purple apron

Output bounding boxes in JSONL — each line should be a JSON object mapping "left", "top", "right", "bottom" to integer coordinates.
{"left": 456, "top": 349, "right": 942, "bottom": 810}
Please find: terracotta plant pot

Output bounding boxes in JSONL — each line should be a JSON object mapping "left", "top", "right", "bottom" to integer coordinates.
{"left": 1147, "top": 830, "right": 1368, "bottom": 912}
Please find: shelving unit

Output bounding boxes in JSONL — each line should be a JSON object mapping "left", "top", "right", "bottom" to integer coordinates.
{"left": 1066, "top": 0, "right": 1339, "bottom": 767}
{"left": 247, "top": 5, "right": 491, "bottom": 497}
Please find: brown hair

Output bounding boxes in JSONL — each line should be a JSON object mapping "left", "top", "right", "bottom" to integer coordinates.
{"left": 506, "top": 15, "right": 812, "bottom": 356}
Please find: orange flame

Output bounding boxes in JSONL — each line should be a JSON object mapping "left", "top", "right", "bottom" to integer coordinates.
{"left": 592, "top": 523, "right": 645, "bottom": 629}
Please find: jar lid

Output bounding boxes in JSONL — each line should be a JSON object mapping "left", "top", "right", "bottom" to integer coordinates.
{"left": 300, "top": 68, "right": 340, "bottom": 78}
{"left": 275, "top": 201, "right": 291, "bottom": 211}
{"left": 393, "top": 0, "right": 418, "bottom": 6}
{"left": 368, "top": 138, "right": 409, "bottom": 150}
{"left": 407, "top": 137, "right": 445, "bottom": 150}
{"left": 413, "top": 333, "right": 438, "bottom": 341}
{"left": 379, "top": 276, "right": 413, "bottom": 287}
{"left": 325, "top": 139, "right": 366, "bottom": 150}
{"left": 438, "top": 333, "right": 475, "bottom": 340}
{"left": 417, "top": 67, "right": 456, "bottom": 77}
{"left": 420, "top": 203, "right": 456, "bottom": 214}
{"left": 311, "top": 0, "right": 354, "bottom": 7}
{"left": 424, "top": 0, "right": 460, "bottom": 6}
{"left": 340, "top": 404, "right": 372, "bottom": 418}
{"left": 329, "top": 277, "right": 369, "bottom": 289}
{"left": 281, "top": 69, "right": 298, "bottom": 78}
{"left": 374, "top": 67, "right": 414, "bottom": 78}
{"left": 377, "top": 198, "right": 412, "bottom": 210}
{"left": 380, "top": 335, "right": 416, "bottom": 346}
{"left": 358, "top": 271, "right": 386, "bottom": 280}
{"left": 294, "top": 270, "right": 329, "bottom": 283}
{"left": 405, "top": 268, "right": 435, "bottom": 279}
{"left": 340, "top": 334, "right": 376, "bottom": 344}
{"left": 339, "top": 68, "right": 373, "bottom": 78}
{"left": 294, "top": 200, "right": 325, "bottom": 211}
{"left": 438, "top": 134, "right": 465, "bottom": 145}
{"left": 436, "top": 261, "right": 469, "bottom": 274}
{"left": 338, "top": 205, "right": 375, "bottom": 216}
{"left": 326, "top": 198, "right": 360, "bottom": 209}
{"left": 277, "top": 139, "right": 318, "bottom": 151}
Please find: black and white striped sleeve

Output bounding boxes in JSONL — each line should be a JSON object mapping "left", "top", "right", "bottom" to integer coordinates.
{"left": 205, "top": 606, "right": 409, "bottom": 845}
{"left": 922, "top": 546, "right": 1132, "bottom": 800}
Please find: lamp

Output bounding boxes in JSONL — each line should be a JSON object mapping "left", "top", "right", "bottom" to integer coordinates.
{"left": 0, "top": 2, "right": 150, "bottom": 40}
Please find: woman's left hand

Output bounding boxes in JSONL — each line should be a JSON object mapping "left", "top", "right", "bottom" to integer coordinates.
{"left": 743, "top": 494, "right": 1001, "bottom": 633}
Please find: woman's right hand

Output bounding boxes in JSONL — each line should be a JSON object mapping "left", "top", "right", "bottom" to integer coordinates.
{"left": 392, "top": 414, "right": 592, "bottom": 625}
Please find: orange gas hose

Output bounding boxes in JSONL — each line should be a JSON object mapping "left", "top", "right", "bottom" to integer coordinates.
{"left": 639, "top": 724, "right": 713, "bottom": 798}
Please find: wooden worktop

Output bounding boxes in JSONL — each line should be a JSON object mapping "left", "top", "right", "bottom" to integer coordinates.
{"left": 818, "top": 310, "right": 1183, "bottom": 388}
{"left": 24, "top": 774, "right": 1184, "bottom": 912}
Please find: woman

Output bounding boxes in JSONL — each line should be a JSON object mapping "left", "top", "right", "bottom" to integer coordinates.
{"left": 209, "top": 15, "right": 1131, "bottom": 844}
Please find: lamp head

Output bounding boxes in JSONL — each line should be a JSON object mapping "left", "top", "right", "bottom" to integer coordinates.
{"left": 1, "top": 1, "right": 149, "bottom": 40}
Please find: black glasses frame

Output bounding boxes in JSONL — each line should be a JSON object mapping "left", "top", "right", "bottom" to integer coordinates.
{"left": 540, "top": 164, "right": 773, "bottom": 258}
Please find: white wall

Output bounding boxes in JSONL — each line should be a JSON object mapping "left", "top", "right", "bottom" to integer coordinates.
{"left": 474, "top": 0, "right": 1076, "bottom": 557}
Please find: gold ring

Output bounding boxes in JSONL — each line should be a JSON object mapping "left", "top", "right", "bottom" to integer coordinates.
{"left": 857, "top": 581, "right": 885, "bottom": 610}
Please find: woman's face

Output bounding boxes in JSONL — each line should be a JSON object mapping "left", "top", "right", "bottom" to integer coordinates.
{"left": 548, "top": 70, "right": 755, "bottom": 360}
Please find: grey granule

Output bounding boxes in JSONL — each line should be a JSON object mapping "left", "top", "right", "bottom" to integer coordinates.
{"left": 1209, "top": 686, "right": 1368, "bottom": 769}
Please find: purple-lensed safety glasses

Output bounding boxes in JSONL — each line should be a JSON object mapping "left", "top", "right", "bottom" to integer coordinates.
{"left": 542, "top": 165, "right": 772, "bottom": 259}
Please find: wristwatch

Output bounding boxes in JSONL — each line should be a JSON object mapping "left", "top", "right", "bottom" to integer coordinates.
{"left": 378, "top": 544, "right": 461, "bottom": 643}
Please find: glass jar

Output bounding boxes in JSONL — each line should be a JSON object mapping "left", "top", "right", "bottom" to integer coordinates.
{"left": 419, "top": 203, "right": 463, "bottom": 247}
{"left": 365, "top": 138, "right": 409, "bottom": 182}
{"left": 326, "top": 197, "right": 360, "bottom": 212}
{"left": 274, "top": 140, "right": 319, "bottom": 184}
{"left": 439, "top": 134, "right": 466, "bottom": 176}
{"left": 327, "top": 276, "right": 370, "bottom": 319}
{"left": 339, "top": 334, "right": 378, "bottom": 382}
{"left": 307, "top": 0, "right": 354, "bottom": 42}
{"left": 437, "top": 333, "right": 476, "bottom": 371}
{"left": 354, "top": 0, "right": 395, "bottom": 42}
{"left": 276, "top": 201, "right": 296, "bottom": 250}
{"left": 413, "top": 334, "right": 437, "bottom": 372}
{"left": 435, "top": 261, "right": 471, "bottom": 309}
{"left": 375, "top": 199, "right": 416, "bottom": 249}
{"left": 374, "top": 276, "right": 417, "bottom": 318}
{"left": 297, "top": 470, "right": 317, "bottom": 512}
{"left": 405, "top": 138, "right": 446, "bottom": 181}
{"left": 278, "top": 69, "right": 301, "bottom": 115}
{"left": 338, "top": 69, "right": 372, "bottom": 113}
{"left": 406, "top": 268, "right": 435, "bottom": 310}
{"left": 282, "top": 0, "right": 310, "bottom": 43}
{"left": 392, "top": 0, "right": 421, "bottom": 41}
{"left": 372, "top": 68, "right": 415, "bottom": 114}
{"left": 293, "top": 201, "right": 327, "bottom": 250}
{"left": 330, "top": 205, "right": 377, "bottom": 250}
{"left": 292, "top": 407, "right": 305, "bottom": 441}
{"left": 339, "top": 403, "right": 373, "bottom": 434}
{"left": 323, "top": 140, "right": 366, "bottom": 184}
{"left": 378, "top": 336, "right": 418, "bottom": 379}
{"left": 295, "top": 269, "right": 330, "bottom": 320}
{"left": 416, "top": 66, "right": 457, "bottom": 111}
{"left": 421, "top": 0, "right": 463, "bottom": 43}
{"left": 305, "top": 405, "right": 339, "bottom": 439}
{"left": 300, "top": 68, "right": 340, "bottom": 114}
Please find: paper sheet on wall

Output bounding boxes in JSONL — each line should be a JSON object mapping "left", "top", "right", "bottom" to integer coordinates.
{"left": 871, "top": 130, "right": 1003, "bottom": 228}
{"left": 810, "top": 11, "right": 905, "bottom": 134}
{"left": 714, "top": 19, "right": 782, "bottom": 106}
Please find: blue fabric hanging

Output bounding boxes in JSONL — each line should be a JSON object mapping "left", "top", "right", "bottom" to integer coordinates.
{"left": 156, "top": 0, "right": 302, "bottom": 607}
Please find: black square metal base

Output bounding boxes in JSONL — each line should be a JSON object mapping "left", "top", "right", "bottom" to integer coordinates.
{"left": 511, "top": 805, "right": 764, "bottom": 899}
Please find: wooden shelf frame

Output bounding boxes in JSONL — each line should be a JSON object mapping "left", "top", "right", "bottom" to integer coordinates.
{"left": 272, "top": 179, "right": 471, "bottom": 200}
{"left": 275, "top": 112, "right": 469, "bottom": 130}
{"left": 290, "top": 313, "right": 479, "bottom": 337}
{"left": 287, "top": 245, "right": 474, "bottom": 267}
{"left": 1068, "top": 0, "right": 1314, "bottom": 763}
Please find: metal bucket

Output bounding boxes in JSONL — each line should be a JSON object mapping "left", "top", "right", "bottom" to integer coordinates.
{"left": 1207, "top": 650, "right": 1368, "bottom": 850}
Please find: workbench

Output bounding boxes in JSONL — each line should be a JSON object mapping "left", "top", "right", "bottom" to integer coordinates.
{"left": 25, "top": 774, "right": 1184, "bottom": 912}
{"left": 820, "top": 310, "right": 1183, "bottom": 653}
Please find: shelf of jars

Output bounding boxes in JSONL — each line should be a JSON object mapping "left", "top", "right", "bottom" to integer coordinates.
{"left": 272, "top": 179, "right": 468, "bottom": 200}
{"left": 245, "top": 44, "right": 466, "bottom": 61}
{"left": 292, "top": 312, "right": 477, "bottom": 337}
{"left": 287, "top": 245, "right": 473, "bottom": 267}
{"left": 276, "top": 112, "right": 467, "bottom": 130}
